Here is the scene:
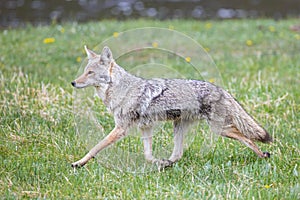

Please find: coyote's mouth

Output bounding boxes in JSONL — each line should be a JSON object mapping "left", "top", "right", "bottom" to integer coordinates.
{"left": 71, "top": 81, "right": 87, "bottom": 88}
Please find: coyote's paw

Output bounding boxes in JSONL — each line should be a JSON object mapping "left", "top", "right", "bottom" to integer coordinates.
{"left": 71, "top": 160, "right": 87, "bottom": 168}
{"left": 153, "top": 159, "right": 174, "bottom": 171}
{"left": 263, "top": 152, "right": 271, "bottom": 158}
{"left": 71, "top": 153, "right": 94, "bottom": 168}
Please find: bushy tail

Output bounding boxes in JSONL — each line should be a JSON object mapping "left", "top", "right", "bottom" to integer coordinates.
{"left": 228, "top": 96, "right": 272, "bottom": 143}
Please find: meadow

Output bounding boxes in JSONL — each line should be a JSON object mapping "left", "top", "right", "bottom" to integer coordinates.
{"left": 0, "top": 19, "right": 299, "bottom": 199}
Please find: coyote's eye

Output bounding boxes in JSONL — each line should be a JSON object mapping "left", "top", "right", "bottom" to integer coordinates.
{"left": 87, "top": 71, "right": 94, "bottom": 75}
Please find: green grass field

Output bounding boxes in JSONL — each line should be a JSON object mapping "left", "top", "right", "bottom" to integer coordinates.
{"left": 1, "top": 19, "right": 299, "bottom": 199}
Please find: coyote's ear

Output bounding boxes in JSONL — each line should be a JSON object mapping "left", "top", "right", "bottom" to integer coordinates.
{"left": 84, "top": 45, "right": 98, "bottom": 59}
{"left": 101, "top": 46, "right": 113, "bottom": 61}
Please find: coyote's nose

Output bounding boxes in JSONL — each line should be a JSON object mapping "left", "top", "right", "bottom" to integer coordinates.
{"left": 71, "top": 81, "right": 76, "bottom": 87}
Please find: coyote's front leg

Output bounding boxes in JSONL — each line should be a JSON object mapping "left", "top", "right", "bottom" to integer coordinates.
{"left": 158, "top": 120, "right": 191, "bottom": 168}
{"left": 168, "top": 120, "right": 189, "bottom": 162}
{"left": 142, "top": 120, "right": 190, "bottom": 170}
{"left": 141, "top": 127, "right": 155, "bottom": 162}
{"left": 72, "top": 126, "right": 127, "bottom": 168}
{"left": 141, "top": 127, "right": 172, "bottom": 170}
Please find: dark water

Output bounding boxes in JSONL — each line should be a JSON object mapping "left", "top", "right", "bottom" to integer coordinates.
{"left": 1, "top": 0, "right": 299, "bottom": 28}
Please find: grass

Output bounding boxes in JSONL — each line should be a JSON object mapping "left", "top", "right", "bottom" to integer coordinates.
{"left": 1, "top": 19, "right": 299, "bottom": 199}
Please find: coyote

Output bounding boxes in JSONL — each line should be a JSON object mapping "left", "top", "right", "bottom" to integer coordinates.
{"left": 71, "top": 46, "right": 272, "bottom": 169}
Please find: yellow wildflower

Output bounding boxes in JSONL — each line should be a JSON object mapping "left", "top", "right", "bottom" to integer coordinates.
{"left": 152, "top": 42, "right": 158, "bottom": 48}
{"left": 208, "top": 78, "right": 215, "bottom": 83}
{"left": 60, "top": 27, "right": 65, "bottom": 33}
{"left": 185, "top": 57, "right": 191, "bottom": 63}
{"left": 43, "top": 37, "right": 55, "bottom": 44}
{"left": 205, "top": 23, "right": 212, "bottom": 29}
{"left": 295, "top": 34, "right": 300, "bottom": 40}
{"left": 168, "top": 25, "right": 174, "bottom": 30}
{"left": 113, "top": 32, "right": 119, "bottom": 38}
{"left": 76, "top": 56, "right": 82, "bottom": 63}
{"left": 268, "top": 26, "right": 276, "bottom": 32}
{"left": 264, "top": 184, "right": 273, "bottom": 189}
{"left": 246, "top": 39, "right": 253, "bottom": 46}
{"left": 204, "top": 47, "right": 210, "bottom": 52}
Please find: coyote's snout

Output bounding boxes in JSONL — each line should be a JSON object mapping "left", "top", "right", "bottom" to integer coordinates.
{"left": 71, "top": 46, "right": 272, "bottom": 169}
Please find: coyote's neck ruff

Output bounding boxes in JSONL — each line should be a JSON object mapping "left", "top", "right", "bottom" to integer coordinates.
{"left": 71, "top": 46, "right": 272, "bottom": 169}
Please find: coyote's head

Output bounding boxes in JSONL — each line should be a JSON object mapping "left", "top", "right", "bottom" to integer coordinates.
{"left": 71, "top": 46, "right": 114, "bottom": 88}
